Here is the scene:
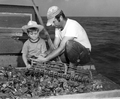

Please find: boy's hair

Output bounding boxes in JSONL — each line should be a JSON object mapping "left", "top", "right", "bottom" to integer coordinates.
{"left": 27, "top": 27, "right": 39, "bottom": 33}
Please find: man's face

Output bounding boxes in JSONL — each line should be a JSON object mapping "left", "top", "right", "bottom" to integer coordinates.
{"left": 52, "top": 18, "right": 62, "bottom": 28}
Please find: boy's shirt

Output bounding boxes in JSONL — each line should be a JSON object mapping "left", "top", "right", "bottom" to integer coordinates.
{"left": 22, "top": 38, "right": 47, "bottom": 58}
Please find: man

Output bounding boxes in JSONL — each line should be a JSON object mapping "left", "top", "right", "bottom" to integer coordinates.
{"left": 31, "top": 6, "right": 91, "bottom": 68}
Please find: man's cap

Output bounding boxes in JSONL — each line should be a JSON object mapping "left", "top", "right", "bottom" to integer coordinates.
{"left": 22, "top": 20, "right": 44, "bottom": 33}
{"left": 46, "top": 6, "right": 62, "bottom": 26}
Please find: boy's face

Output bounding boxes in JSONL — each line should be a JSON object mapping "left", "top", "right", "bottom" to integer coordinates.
{"left": 27, "top": 30, "right": 39, "bottom": 41}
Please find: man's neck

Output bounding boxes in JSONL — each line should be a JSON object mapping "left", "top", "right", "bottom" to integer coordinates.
{"left": 61, "top": 18, "right": 67, "bottom": 30}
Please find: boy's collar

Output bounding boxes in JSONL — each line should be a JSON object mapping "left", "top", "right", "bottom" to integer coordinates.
{"left": 29, "top": 37, "right": 40, "bottom": 43}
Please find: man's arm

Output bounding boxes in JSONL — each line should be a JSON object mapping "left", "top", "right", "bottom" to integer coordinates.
{"left": 40, "top": 36, "right": 61, "bottom": 57}
{"left": 54, "top": 36, "right": 61, "bottom": 48}
{"left": 31, "top": 36, "right": 74, "bottom": 62}
{"left": 46, "top": 36, "right": 74, "bottom": 61}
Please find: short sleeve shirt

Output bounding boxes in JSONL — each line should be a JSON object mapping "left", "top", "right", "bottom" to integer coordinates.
{"left": 21, "top": 38, "right": 47, "bottom": 58}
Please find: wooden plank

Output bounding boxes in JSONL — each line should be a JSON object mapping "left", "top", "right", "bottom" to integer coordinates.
{"left": 41, "top": 90, "right": 120, "bottom": 99}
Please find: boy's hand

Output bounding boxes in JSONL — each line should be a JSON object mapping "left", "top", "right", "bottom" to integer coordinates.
{"left": 26, "top": 64, "right": 32, "bottom": 68}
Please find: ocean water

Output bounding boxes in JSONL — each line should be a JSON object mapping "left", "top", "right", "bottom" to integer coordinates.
{"left": 42, "top": 17, "right": 120, "bottom": 85}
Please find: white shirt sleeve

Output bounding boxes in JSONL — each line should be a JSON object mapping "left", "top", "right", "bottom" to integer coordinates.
{"left": 55, "top": 28, "right": 59, "bottom": 37}
{"left": 55, "top": 28, "right": 63, "bottom": 40}
{"left": 64, "top": 23, "right": 77, "bottom": 38}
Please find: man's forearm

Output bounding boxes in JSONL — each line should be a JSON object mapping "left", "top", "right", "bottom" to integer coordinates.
{"left": 46, "top": 48, "right": 62, "bottom": 61}
{"left": 45, "top": 48, "right": 53, "bottom": 57}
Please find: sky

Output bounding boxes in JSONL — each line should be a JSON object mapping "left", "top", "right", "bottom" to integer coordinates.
{"left": 0, "top": 0, "right": 120, "bottom": 17}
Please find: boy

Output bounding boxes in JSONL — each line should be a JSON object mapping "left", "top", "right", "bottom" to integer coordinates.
{"left": 21, "top": 20, "right": 47, "bottom": 68}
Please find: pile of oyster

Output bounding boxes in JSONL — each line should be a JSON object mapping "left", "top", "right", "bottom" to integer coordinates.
{"left": 0, "top": 62, "right": 104, "bottom": 98}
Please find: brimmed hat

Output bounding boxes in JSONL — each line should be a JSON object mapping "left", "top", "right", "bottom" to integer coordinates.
{"left": 46, "top": 6, "right": 61, "bottom": 26}
{"left": 22, "top": 20, "right": 44, "bottom": 33}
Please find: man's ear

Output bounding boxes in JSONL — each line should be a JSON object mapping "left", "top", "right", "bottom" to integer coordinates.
{"left": 60, "top": 16, "right": 63, "bottom": 21}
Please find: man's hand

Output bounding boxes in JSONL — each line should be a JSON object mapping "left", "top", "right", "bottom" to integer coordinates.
{"left": 40, "top": 53, "right": 47, "bottom": 57}
{"left": 30, "top": 55, "right": 47, "bottom": 63}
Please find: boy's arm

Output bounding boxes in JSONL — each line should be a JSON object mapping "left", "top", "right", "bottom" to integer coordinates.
{"left": 21, "top": 40, "right": 31, "bottom": 68}
{"left": 22, "top": 53, "right": 31, "bottom": 68}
